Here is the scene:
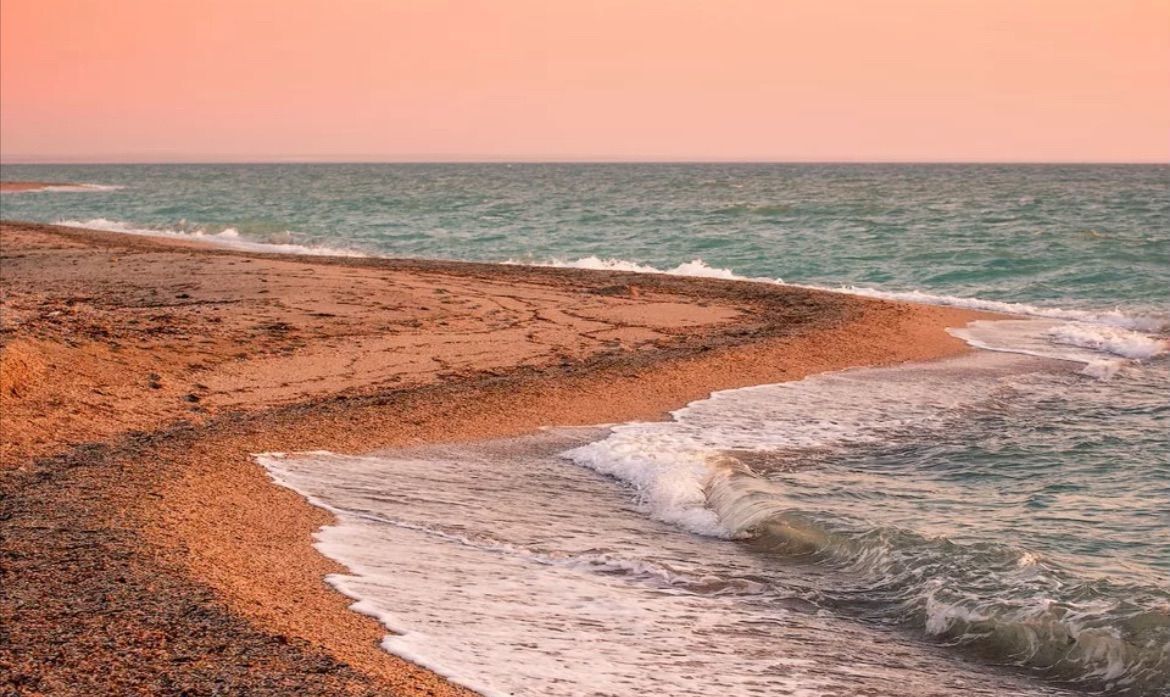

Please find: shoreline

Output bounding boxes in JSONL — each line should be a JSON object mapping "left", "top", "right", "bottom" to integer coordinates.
{"left": 1, "top": 181, "right": 82, "bottom": 193}
{"left": 1, "top": 220, "right": 1000, "bottom": 695}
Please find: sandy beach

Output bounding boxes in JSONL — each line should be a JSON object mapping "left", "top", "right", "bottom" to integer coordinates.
{"left": 3, "top": 0, "right": 1166, "bottom": 691}
{"left": 1, "top": 221, "right": 997, "bottom": 696}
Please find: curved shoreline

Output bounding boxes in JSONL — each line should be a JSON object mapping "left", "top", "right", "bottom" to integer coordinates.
{"left": 1, "top": 220, "right": 998, "bottom": 695}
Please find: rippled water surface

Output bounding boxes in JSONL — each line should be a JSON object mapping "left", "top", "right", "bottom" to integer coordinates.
{"left": 263, "top": 423, "right": 1076, "bottom": 697}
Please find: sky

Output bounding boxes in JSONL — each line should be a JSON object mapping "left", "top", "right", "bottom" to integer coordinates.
{"left": 1, "top": 0, "right": 1168, "bottom": 163}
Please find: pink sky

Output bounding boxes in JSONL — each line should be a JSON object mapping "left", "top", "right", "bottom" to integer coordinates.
{"left": 1, "top": 0, "right": 1167, "bottom": 163}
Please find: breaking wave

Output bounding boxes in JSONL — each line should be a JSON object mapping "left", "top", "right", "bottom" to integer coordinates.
{"left": 563, "top": 354, "right": 1170, "bottom": 694}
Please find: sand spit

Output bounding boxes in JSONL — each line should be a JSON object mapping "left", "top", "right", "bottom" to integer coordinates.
{"left": 0, "top": 181, "right": 77, "bottom": 193}
{"left": 1, "top": 221, "right": 993, "bottom": 696}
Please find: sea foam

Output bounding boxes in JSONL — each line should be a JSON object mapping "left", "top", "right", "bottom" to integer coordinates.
{"left": 950, "top": 319, "right": 1167, "bottom": 380}
{"left": 56, "top": 218, "right": 367, "bottom": 257}
{"left": 260, "top": 430, "right": 1064, "bottom": 697}
{"left": 563, "top": 351, "right": 1040, "bottom": 538}
{"left": 560, "top": 351, "right": 1170, "bottom": 693}
{"left": 1047, "top": 323, "right": 1169, "bottom": 360}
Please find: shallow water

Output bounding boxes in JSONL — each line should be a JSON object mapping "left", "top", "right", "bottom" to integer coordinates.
{"left": 5, "top": 163, "right": 1168, "bottom": 694}
{"left": 261, "top": 431, "right": 1070, "bottom": 697}
{"left": 263, "top": 348, "right": 1168, "bottom": 696}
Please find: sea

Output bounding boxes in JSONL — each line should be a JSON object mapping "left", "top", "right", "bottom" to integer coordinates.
{"left": 2, "top": 163, "right": 1167, "bottom": 696}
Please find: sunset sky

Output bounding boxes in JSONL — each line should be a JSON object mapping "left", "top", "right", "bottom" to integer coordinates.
{"left": 1, "top": 0, "right": 1167, "bottom": 163}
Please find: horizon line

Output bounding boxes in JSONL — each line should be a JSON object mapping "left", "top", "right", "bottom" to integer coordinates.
{"left": 3, "top": 158, "right": 1168, "bottom": 166}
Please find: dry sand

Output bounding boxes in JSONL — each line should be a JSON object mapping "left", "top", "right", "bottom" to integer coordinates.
{"left": 0, "top": 221, "right": 1000, "bottom": 696}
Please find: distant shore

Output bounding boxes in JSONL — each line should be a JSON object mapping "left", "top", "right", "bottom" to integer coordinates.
{"left": 0, "top": 181, "right": 71, "bottom": 192}
{"left": 0, "top": 221, "right": 1000, "bottom": 695}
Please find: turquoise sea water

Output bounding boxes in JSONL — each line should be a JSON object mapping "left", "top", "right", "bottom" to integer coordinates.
{"left": 3, "top": 164, "right": 1168, "bottom": 695}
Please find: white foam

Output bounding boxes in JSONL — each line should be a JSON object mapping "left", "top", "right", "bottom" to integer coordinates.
{"left": 511, "top": 255, "right": 754, "bottom": 282}
{"left": 1080, "top": 360, "right": 1124, "bottom": 380}
{"left": 840, "top": 286, "right": 1165, "bottom": 332}
{"left": 950, "top": 319, "right": 1167, "bottom": 380}
{"left": 55, "top": 218, "right": 366, "bottom": 257}
{"left": 1047, "top": 323, "right": 1169, "bottom": 360}
{"left": 565, "top": 439, "right": 728, "bottom": 537}
{"left": 566, "top": 352, "right": 1044, "bottom": 538}
{"left": 259, "top": 436, "right": 1052, "bottom": 697}
{"left": 257, "top": 447, "right": 835, "bottom": 697}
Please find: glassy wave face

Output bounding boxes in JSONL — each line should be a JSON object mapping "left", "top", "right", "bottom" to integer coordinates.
{"left": 8, "top": 163, "right": 1168, "bottom": 695}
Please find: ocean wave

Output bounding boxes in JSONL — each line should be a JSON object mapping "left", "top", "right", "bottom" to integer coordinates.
{"left": 563, "top": 354, "right": 1170, "bottom": 692}
{"left": 56, "top": 218, "right": 366, "bottom": 257}
{"left": 564, "top": 435, "right": 729, "bottom": 538}
{"left": 840, "top": 285, "right": 1167, "bottom": 333}
{"left": 261, "top": 451, "right": 760, "bottom": 597}
{"left": 1047, "top": 323, "right": 1169, "bottom": 360}
{"left": 704, "top": 460, "right": 1170, "bottom": 694}
{"left": 950, "top": 319, "right": 1167, "bottom": 380}
{"left": 511, "top": 255, "right": 751, "bottom": 281}
{"left": 577, "top": 434, "right": 1170, "bottom": 692}
{"left": 564, "top": 353, "right": 1033, "bottom": 539}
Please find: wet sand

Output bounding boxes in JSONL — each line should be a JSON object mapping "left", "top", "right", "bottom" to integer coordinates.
{"left": 0, "top": 221, "right": 998, "bottom": 695}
